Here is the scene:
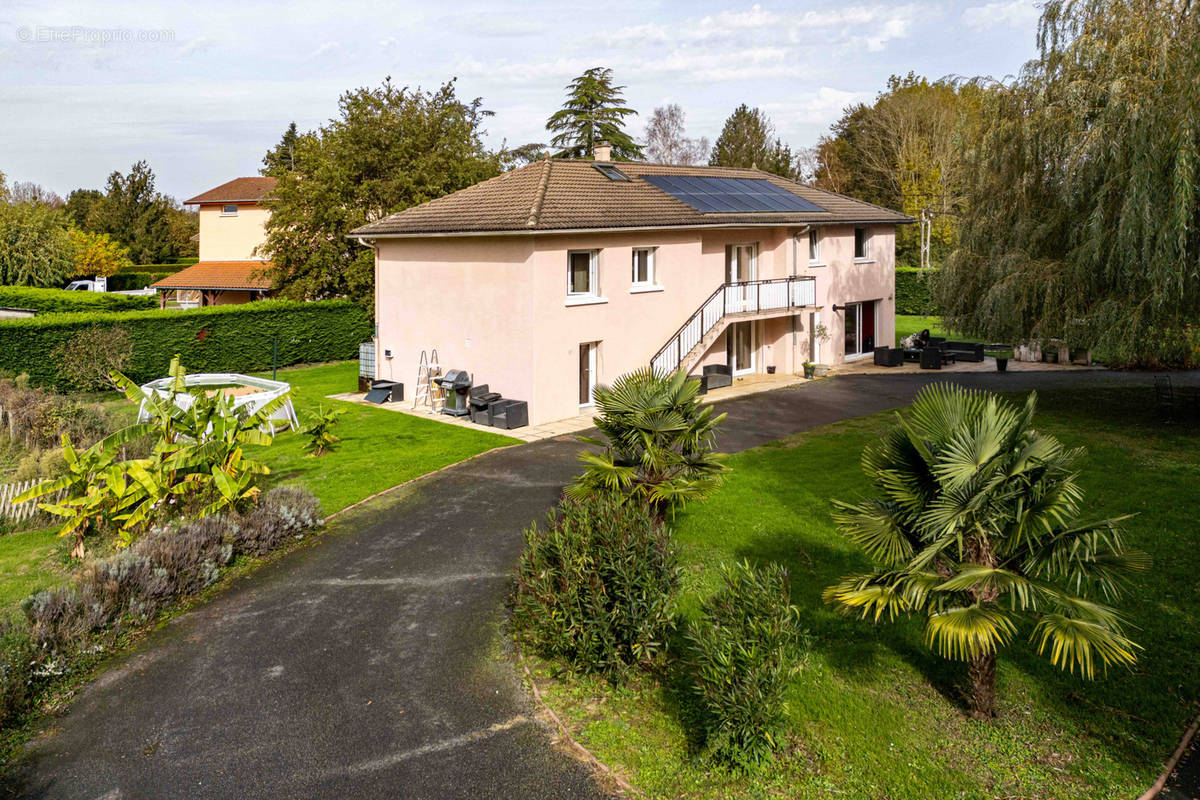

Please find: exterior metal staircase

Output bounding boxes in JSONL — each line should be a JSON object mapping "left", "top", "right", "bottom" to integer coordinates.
{"left": 650, "top": 276, "right": 817, "bottom": 376}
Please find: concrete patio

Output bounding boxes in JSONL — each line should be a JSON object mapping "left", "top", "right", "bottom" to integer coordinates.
{"left": 327, "top": 372, "right": 808, "bottom": 442}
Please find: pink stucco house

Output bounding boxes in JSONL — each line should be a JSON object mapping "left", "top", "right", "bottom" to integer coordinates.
{"left": 349, "top": 148, "right": 911, "bottom": 426}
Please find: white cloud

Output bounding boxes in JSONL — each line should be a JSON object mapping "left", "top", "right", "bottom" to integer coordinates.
{"left": 961, "top": 0, "right": 1040, "bottom": 32}
{"left": 179, "top": 36, "right": 215, "bottom": 57}
{"left": 308, "top": 41, "right": 339, "bottom": 59}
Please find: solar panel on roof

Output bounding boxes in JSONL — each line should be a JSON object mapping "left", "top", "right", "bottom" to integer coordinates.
{"left": 640, "top": 175, "right": 826, "bottom": 213}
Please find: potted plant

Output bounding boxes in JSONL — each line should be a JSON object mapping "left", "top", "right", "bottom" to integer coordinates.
{"left": 802, "top": 361, "right": 816, "bottom": 379}
{"left": 808, "top": 322, "right": 832, "bottom": 377}
{"left": 989, "top": 348, "right": 1014, "bottom": 372}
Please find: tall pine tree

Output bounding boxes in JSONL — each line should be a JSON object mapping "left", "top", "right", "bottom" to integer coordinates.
{"left": 546, "top": 68, "right": 642, "bottom": 160}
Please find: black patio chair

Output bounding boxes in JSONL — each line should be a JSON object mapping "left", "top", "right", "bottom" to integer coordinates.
{"left": 920, "top": 348, "right": 943, "bottom": 370}
{"left": 874, "top": 346, "right": 903, "bottom": 367}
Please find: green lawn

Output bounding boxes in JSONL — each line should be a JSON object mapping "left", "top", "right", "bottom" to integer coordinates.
{"left": 0, "top": 528, "right": 66, "bottom": 614}
{"left": 249, "top": 361, "right": 517, "bottom": 514}
{"left": 895, "top": 314, "right": 947, "bottom": 345}
{"left": 0, "top": 361, "right": 516, "bottom": 616}
{"left": 533, "top": 386, "right": 1200, "bottom": 799}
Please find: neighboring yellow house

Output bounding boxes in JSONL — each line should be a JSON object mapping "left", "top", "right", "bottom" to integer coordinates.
{"left": 153, "top": 177, "right": 277, "bottom": 308}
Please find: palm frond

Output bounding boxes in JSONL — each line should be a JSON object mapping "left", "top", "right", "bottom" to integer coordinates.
{"left": 924, "top": 605, "right": 1017, "bottom": 661}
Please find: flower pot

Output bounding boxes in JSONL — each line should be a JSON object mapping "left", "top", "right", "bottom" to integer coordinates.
{"left": 812, "top": 364, "right": 830, "bottom": 378}
{"left": 996, "top": 358, "right": 1008, "bottom": 372}
{"left": 766, "top": 365, "right": 776, "bottom": 374}
{"left": 803, "top": 365, "right": 815, "bottom": 379}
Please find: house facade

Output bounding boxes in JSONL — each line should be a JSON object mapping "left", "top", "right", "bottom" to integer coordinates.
{"left": 153, "top": 177, "right": 277, "bottom": 307}
{"left": 351, "top": 155, "right": 910, "bottom": 426}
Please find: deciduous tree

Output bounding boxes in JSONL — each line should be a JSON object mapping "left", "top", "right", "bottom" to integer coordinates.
{"left": 260, "top": 78, "right": 501, "bottom": 306}
{"left": 812, "top": 75, "right": 982, "bottom": 269}
{"left": 644, "top": 104, "right": 709, "bottom": 165}
{"left": 0, "top": 202, "right": 74, "bottom": 287}
{"left": 69, "top": 229, "right": 133, "bottom": 277}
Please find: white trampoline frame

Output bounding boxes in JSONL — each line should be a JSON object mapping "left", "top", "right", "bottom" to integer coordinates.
{"left": 137, "top": 373, "right": 299, "bottom": 433}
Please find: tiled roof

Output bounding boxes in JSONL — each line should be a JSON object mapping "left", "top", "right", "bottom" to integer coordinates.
{"left": 151, "top": 261, "right": 274, "bottom": 291}
{"left": 349, "top": 160, "right": 912, "bottom": 237}
{"left": 186, "top": 177, "right": 277, "bottom": 205}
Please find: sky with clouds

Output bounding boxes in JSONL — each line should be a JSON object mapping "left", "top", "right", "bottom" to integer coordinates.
{"left": 0, "top": 0, "right": 1042, "bottom": 201}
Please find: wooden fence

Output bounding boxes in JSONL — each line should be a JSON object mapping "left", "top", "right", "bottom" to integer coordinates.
{"left": 0, "top": 478, "right": 53, "bottom": 526}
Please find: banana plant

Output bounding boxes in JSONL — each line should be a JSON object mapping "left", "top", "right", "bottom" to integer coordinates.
{"left": 14, "top": 423, "right": 150, "bottom": 557}
{"left": 300, "top": 405, "right": 344, "bottom": 457}
{"left": 19, "top": 357, "right": 290, "bottom": 556}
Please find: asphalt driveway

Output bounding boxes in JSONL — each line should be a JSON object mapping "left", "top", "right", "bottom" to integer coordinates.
{"left": 5, "top": 369, "right": 1159, "bottom": 799}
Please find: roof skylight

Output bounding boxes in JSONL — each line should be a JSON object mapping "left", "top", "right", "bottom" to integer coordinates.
{"left": 593, "top": 163, "right": 631, "bottom": 182}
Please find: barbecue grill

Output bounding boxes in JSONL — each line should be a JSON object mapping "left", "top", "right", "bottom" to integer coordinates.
{"left": 434, "top": 370, "right": 472, "bottom": 416}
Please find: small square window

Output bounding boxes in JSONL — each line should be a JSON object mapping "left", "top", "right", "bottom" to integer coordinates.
{"left": 222, "top": 204, "right": 239, "bottom": 215}
{"left": 568, "top": 250, "right": 597, "bottom": 295}
{"left": 808, "top": 230, "right": 821, "bottom": 263}
{"left": 632, "top": 247, "right": 656, "bottom": 286}
{"left": 854, "top": 227, "right": 870, "bottom": 260}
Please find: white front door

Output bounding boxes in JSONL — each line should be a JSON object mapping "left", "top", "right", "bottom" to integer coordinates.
{"left": 725, "top": 244, "right": 757, "bottom": 313}
{"left": 729, "top": 321, "right": 755, "bottom": 375}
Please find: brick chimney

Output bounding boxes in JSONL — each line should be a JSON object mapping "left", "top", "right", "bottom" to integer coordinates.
{"left": 593, "top": 140, "right": 612, "bottom": 161}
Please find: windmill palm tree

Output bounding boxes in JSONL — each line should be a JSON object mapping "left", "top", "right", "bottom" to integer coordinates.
{"left": 566, "top": 368, "right": 726, "bottom": 517}
{"left": 824, "top": 384, "right": 1146, "bottom": 718}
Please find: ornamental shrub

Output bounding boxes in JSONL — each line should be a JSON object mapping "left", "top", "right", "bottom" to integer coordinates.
{"left": 22, "top": 487, "right": 323, "bottom": 656}
{"left": 512, "top": 493, "right": 681, "bottom": 679}
{"left": 52, "top": 325, "right": 133, "bottom": 391}
{"left": 685, "top": 560, "right": 805, "bottom": 768}
{"left": 0, "top": 299, "right": 371, "bottom": 389}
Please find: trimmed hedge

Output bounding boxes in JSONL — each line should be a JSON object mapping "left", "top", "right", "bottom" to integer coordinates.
{"left": 107, "top": 272, "right": 172, "bottom": 291}
{"left": 895, "top": 268, "right": 938, "bottom": 315}
{"left": 0, "top": 299, "right": 371, "bottom": 388}
{"left": 0, "top": 286, "right": 155, "bottom": 314}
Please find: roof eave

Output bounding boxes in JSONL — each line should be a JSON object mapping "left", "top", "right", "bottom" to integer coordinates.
{"left": 153, "top": 285, "right": 272, "bottom": 292}
{"left": 348, "top": 217, "right": 913, "bottom": 240}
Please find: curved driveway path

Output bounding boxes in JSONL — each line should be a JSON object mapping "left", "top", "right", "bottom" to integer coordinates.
{"left": 7, "top": 370, "right": 1158, "bottom": 799}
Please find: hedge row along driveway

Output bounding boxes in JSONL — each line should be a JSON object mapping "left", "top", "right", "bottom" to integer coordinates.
{"left": 0, "top": 286, "right": 156, "bottom": 314}
{"left": 0, "top": 299, "right": 372, "bottom": 388}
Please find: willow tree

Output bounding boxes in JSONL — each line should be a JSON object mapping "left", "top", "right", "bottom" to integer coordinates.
{"left": 939, "top": 0, "right": 1200, "bottom": 366}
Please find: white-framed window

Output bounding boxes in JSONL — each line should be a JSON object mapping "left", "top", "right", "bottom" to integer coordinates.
{"left": 567, "top": 250, "right": 598, "bottom": 296}
{"left": 631, "top": 247, "right": 658, "bottom": 289}
{"left": 808, "top": 229, "right": 821, "bottom": 264}
{"left": 221, "top": 204, "right": 239, "bottom": 216}
{"left": 854, "top": 227, "right": 871, "bottom": 260}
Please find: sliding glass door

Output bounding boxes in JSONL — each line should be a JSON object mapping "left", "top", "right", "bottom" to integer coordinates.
{"left": 843, "top": 301, "right": 877, "bottom": 357}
